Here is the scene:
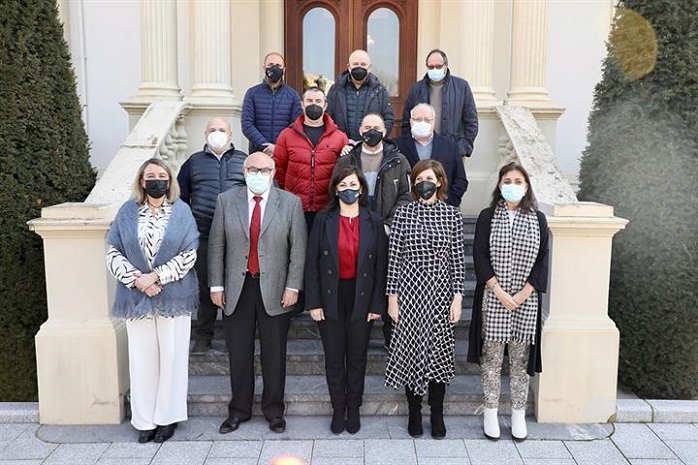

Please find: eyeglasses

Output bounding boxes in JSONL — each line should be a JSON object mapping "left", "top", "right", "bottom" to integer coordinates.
{"left": 426, "top": 64, "right": 446, "bottom": 70}
{"left": 246, "top": 167, "right": 273, "bottom": 175}
{"left": 411, "top": 117, "right": 434, "bottom": 123}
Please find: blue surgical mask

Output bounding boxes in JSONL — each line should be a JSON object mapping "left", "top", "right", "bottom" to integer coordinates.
{"left": 246, "top": 173, "right": 272, "bottom": 194}
{"left": 427, "top": 68, "right": 446, "bottom": 82}
{"left": 501, "top": 184, "right": 526, "bottom": 203}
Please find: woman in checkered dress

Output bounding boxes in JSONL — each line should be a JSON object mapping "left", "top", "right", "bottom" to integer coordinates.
{"left": 384, "top": 159, "right": 466, "bottom": 440}
{"left": 467, "top": 162, "right": 549, "bottom": 442}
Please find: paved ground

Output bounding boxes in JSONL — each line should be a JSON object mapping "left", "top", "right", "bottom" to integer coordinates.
{"left": 2, "top": 402, "right": 698, "bottom": 465}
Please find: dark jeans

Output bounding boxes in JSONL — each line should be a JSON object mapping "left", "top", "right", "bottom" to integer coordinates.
{"left": 223, "top": 273, "right": 291, "bottom": 420}
{"left": 193, "top": 238, "right": 219, "bottom": 343}
{"left": 317, "top": 279, "right": 373, "bottom": 410}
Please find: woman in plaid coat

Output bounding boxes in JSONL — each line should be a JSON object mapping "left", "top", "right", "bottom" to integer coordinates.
{"left": 467, "top": 162, "right": 549, "bottom": 442}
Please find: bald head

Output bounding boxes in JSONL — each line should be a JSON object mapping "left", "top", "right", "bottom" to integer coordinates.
{"left": 244, "top": 151, "right": 275, "bottom": 170}
{"left": 348, "top": 50, "right": 370, "bottom": 66}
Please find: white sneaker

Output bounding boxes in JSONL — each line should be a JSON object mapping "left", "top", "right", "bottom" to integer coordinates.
{"left": 511, "top": 408, "right": 527, "bottom": 441}
{"left": 483, "top": 408, "right": 500, "bottom": 440}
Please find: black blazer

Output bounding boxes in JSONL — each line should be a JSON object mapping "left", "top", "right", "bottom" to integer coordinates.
{"left": 394, "top": 133, "right": 469, "bottom": 207}
{"left": 304, "top": 207, "right": 388, "bottom": 321}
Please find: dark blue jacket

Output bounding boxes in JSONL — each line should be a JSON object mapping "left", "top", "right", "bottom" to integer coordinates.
{"left": 401, "top": 71, "right": 479, "bottom": 157}
{"left": 177, "top": 145, "right": 247, "bottom": 238}
{"left": 326, "top": 71, "right": 394, "bottom": 141}
{"left": 394, "top": 133, "right": 468, "bottom": 207}
{"left": 242, "top": 81, "right": 302, "bottom": 153}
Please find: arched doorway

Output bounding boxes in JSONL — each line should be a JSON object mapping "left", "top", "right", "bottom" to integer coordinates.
{"left": 285, "top": 0, "right": 418, "bottom": 136}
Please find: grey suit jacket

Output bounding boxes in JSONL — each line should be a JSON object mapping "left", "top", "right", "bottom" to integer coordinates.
{"left": 208, "top": 185, "right": 307, "bottom": 316}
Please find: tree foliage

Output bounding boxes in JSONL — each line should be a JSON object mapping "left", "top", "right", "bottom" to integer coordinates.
{"left": 0, "top": 0, "right": 96, "bottom": 400}
{"left": 579, "top": 0, "right": 698, "bottom": 398}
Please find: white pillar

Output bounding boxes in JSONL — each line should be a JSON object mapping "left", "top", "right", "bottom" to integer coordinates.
{"left": 188, "top": 0, "right": 235, "bottom": 105}
{"left": 461, "top": 0, "right": 499, "bottom": 107}
{"left": 533, "top": 202, "right": 628, "bottom": 423}
{"left": 134, "top": 0, "right": 181, "bottom": 101}
{"left": 506, "top": 0, "right": 556, "bottom": 108}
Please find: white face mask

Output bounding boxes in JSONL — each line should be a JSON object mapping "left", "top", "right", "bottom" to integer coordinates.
{"left": 411, "top": 121, "right": 432, "bottom": 139}
{"left": 207, "top": 131, "right": 229, "bottom": 150}
{"left": 246, "top": 173, "right": 272, "bottom": 195}
{"left": 427, "top": 68, "right": 446, "bottom": 82}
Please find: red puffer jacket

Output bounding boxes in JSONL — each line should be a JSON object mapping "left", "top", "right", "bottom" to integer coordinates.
{"left": 274, "top": 113, "right": 349, "bottom": 212}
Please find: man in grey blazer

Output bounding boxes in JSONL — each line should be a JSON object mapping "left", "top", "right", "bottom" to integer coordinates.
{"left": 208, "top": 151, "right": 307, "bottom": 435}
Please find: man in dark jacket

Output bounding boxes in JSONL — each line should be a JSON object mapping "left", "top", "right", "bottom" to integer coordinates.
{"left": 178, "top": 117, "right": 248, "bottom": 354}
{"left": 401, "top": 49, "right": 479, "bottom": 158}
{"left": 242, "top": 52, "right": 302, "bottom": 155}
{"left": 326, "top": 49, "right": 394, "bottom": 143}
{"left": 334, "top": 113, "right": 410, "bottom": 350}
{"left": 395, "top": 103, "right": 468, "bottom": 208}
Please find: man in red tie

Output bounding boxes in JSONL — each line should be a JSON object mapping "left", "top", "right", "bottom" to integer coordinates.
{"left": 208, "top": 152, "right": 307, "bottom": 435}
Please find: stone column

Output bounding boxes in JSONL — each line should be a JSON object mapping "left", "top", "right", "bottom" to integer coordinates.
{"left": 532, "top": 202, "right": 628, "bottom": 423}
{"left": 134, "top": 0, "right": 181, "bottom": 101}
{"left": 506, "top": 0, "right": 556, "bottom": 108}
{"left": 460, "top": 0, "right": 499, "bottom": 107}
{"left": 188, "top": 0, "right": 235, "bottom": 105}
{"left": 29, "top": 203, "right": 129, "bottom": 424}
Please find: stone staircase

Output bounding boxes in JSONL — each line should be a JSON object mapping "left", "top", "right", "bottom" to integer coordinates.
{"left": 186, "top": 216, "right": 530, "bottom": 417}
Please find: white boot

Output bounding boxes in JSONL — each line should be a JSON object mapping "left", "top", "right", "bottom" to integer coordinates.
{"left": 483, "top": 408, "right": 500, "bottom": 440}
{"left": 511, "top": 408, "right": 527, "bottom": 441}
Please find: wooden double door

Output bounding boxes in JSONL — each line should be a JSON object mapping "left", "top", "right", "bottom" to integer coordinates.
{"left": 285, "top": 0, "right": 418, "bottom": 135}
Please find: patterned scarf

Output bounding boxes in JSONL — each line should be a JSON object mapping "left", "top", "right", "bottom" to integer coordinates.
{"left": 482, "top": 201, "right": 540, "bottom": 343}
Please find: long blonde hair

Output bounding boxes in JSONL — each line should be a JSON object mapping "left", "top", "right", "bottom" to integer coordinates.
{"left": 132, "top": 158, "right": 180, "bottom": 204}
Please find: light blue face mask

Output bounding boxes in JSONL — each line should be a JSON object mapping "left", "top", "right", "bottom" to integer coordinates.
{"left": 246, "top": 173, "right": 272, "bottom": 194}
{"left": 427, "top": 68, "right": 446, "bottom": 82}
{"left": 501, "top": 184, "right": 526, "bottom": 203}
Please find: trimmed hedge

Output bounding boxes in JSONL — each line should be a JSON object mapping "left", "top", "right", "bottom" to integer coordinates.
{"left": 0, "top": 1, "right": 96, "bottom": 400}
{"left": 579, "top": 1, "right": 698, "bottom": 398}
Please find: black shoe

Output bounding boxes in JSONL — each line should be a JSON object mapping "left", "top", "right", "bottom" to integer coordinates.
{"left": 269, "top": 417, "right": 286, "bottom": 433}
{"left": 153, "top": 423, "right": 177, "bottom": 443}
{"left": 331, "top": 408, "right": 345, "bottom": 434}
{"left": 191, "top": 339, "right": 211, "bottom": 354}
{"left": 430, "top": 410, "right": 446, "bottom": 440}
{"left": 346, "top": 407, "right": 361, "bottom": 434}
{"left": 219, "top": 416, "right": 242, "bottom": 434}
{"left": 137, "top": 428, "right": 158, "bottom": 443}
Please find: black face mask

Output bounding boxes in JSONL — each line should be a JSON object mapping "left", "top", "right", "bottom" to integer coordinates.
{"left": 362, "top": 129, "right": 383, "bottom": 147}
{"left": 414, "top": 181, "right": 437, "bottom": 200}
{"left": 305, "top": 104, "right": 324, "bottom": 121}
{"left": 144, "top": 179, "right": 169, "bottom": 199}
{"left": 350, "top": 67, "right": 368, "bottom": 81}
{"left": 337, "top": 188, "right": 360, "bottom": 205}
{"left": 265, "top": 65, "right": 284, "bottom": 83}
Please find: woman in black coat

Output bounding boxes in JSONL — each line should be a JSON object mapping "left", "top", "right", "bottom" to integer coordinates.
{"left": 305, "top": 164, "right": 388, "bottom": 435}
{"left": 467, "top": 162, "right": 549, "bottom": 442}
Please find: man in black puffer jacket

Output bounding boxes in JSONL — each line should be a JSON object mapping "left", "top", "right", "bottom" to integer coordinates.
{"left": 178, "top": 117, "right": 247, "bottom": 354}
{"left": 326, "top": 49, "right": 394, "bottom": 143}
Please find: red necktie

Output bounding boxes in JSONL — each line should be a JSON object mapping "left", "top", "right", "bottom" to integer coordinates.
{"left": 247, "top": 196, "right": 262, "bottom": 275}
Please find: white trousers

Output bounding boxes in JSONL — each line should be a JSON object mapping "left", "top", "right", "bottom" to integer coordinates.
{"left": 126, "top": 315, "right": 191, "bottom": 430}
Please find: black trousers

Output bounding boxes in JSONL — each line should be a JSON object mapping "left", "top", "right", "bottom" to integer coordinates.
{"left": 194, "top": 237, "right": 219, "bottom": 342}
{"left": 318, "top": 279, "right": 373, "bottom": 410}
{"left": 223, "top": 273, "right": 290, "bottom": 420}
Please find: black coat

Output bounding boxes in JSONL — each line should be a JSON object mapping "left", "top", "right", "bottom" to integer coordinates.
{"left": 304, "top": 208, "right": 388, "bottom": 322}
{"left": 467, "top": 207, "right": 549, "bottom": 376}
{"left": 394, "top": 133, "right": 469, "bottom": 207}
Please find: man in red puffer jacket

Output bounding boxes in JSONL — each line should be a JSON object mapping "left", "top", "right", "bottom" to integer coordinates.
{"left": 274, "top": 86, "right": 349, "bottom": 233}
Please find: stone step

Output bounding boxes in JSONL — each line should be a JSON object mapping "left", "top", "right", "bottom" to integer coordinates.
{"left": 189, "top": 337, "right": 505, "bottom": 377}
{"left": 186, "top": 374, "right": 532, "bottom": 417}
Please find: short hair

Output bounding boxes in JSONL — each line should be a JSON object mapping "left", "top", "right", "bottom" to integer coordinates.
{"left": 489, "top": 162, "right": 538, "bottom": 213}
{"left": 324, "top": 164, "right": 369, "bottom": 211}
{"left": 361, "top": 112, "right": 385, "bottom": 126}
{"left": 426, "top": 49, "right": 448, "bottom": 65}
{"left": 132, "top": 158, "right": 180, "bottom": 205}
{"left": 410, "top": 103, "right": 436, "bottom": 120}
{"left": 263, "top": 52, "right": 285, "bottom": 65}
{"left": 302, "top": 86, "right": 326, "bottom": 100}
{"left": 410, "top": 159, "right": 448, "bottom": 202}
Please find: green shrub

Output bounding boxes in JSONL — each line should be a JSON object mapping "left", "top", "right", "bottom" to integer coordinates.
{"left": 579, "top": 0, "right": 698, "bottom": 398}
{"left": 0, "top": 0, "right": 96, "bottom": 400}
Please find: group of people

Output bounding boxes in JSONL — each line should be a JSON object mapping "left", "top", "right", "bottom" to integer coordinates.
{"left": 105, "top": 47, "right": 549, "bottom": 445}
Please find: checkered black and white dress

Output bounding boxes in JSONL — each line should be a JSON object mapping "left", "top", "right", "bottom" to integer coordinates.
{"left": 385, "top": 200, "right": 466, "bottom": 395}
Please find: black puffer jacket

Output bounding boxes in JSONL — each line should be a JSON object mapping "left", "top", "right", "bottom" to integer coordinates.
{"left": 326, "top": 71, "right": 394, "bottom": 141}
{"left": 177, "top": 145, "right": 247, "bottom": 237}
